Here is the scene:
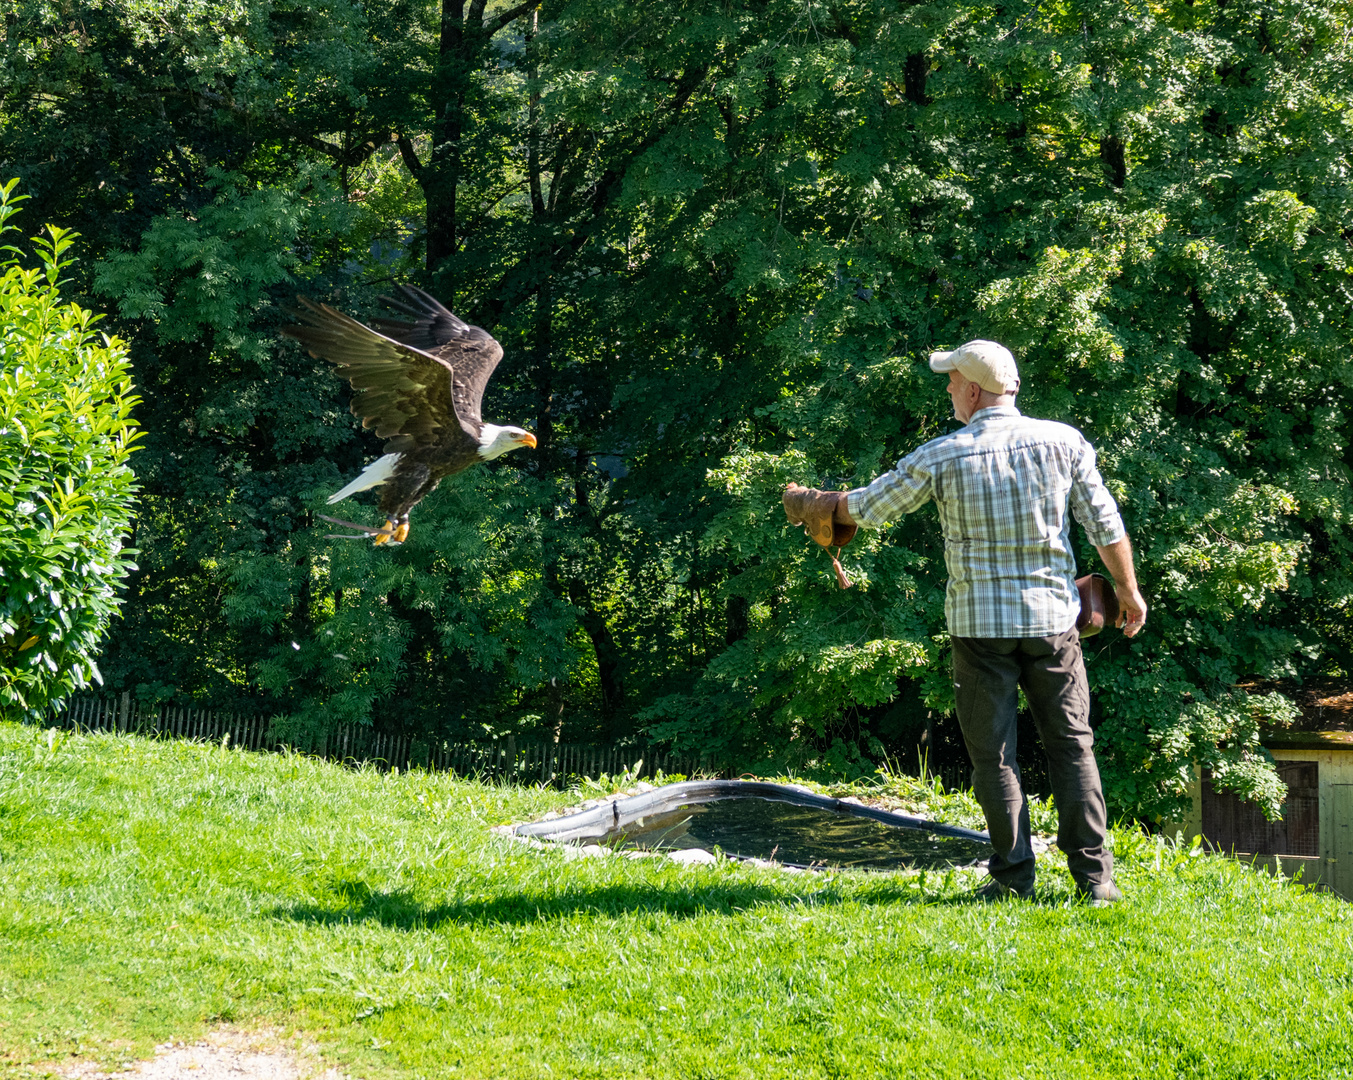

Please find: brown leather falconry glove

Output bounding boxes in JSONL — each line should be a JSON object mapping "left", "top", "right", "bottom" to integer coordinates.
{"left": 783, "top": 484, "right": 856, "bottom": 589}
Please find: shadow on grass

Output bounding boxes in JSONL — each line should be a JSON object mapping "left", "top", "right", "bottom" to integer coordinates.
{"left": 273, "top": 871, "right": 980, "bottom": 930}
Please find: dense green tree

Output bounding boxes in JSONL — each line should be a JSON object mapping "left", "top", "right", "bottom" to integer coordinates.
{"left": 3, "top": 0, "right": 1349, "bottom": 818}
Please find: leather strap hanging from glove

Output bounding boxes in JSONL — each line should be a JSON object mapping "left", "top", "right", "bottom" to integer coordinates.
{"left": 783, "top": 483, "right": 857, "bottom": 589}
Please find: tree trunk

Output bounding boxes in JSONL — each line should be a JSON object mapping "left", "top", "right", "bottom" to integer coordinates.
{"left": 904, "top": 52, "right": 929, "bottom": 105}
{"left": 726, "top": 594, "right": 749, "bottom": 646}
{"left": 423, "top": 0, "right": 471, "bottom": 275}
{"left": 1100, "top": 135, "right": 1126, "bottom": 188}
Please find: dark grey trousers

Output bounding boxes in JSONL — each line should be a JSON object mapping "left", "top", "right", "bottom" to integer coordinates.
{"left": 951, "top": 628, "right": 1112, "bottom": 892}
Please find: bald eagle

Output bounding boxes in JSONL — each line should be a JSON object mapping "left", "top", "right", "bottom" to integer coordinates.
{"left": 284, "top": 286, "right": 536, "bottom": 545}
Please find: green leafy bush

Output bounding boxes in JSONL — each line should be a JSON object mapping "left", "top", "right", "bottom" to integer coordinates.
{"left": 0, "top": 181, "right": 141, "bottom": 718}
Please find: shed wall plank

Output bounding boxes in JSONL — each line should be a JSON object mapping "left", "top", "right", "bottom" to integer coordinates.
{"left": 1331, "top": 784, "right": 1353, "bottom": 901}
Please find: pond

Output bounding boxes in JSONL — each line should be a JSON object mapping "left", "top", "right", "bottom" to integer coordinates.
{"left": 514, "top": 779, "right": 993, "bottom": 872}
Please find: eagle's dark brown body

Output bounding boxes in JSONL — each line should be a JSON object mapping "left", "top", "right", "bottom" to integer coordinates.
{"left": 283, "top": 286, "right": 535, "bottom": 543}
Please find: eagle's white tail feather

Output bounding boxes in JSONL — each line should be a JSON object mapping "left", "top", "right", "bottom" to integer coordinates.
{"left": 328, "top": 453, "right": 401, "bottom": 504}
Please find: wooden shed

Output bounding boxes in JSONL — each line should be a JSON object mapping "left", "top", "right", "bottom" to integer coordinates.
{"left": 1175, "top": 729, "right": 1353, "bottom": 900}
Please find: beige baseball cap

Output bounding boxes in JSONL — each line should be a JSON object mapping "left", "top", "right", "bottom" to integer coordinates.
{"left": 929, "top": 340, "right": 1020, "bottom": 394}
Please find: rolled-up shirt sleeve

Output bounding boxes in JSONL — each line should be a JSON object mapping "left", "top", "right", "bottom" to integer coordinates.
{"left": 1068, "top": 438, "right": 1127, "bottom": 546}
{"left": 845, "top": 450, "right": 935, "bottom": 528}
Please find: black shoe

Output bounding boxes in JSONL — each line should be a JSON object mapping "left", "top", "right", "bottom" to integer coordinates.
{"left": 975, "top": 879, "right": 1033, "bottom": 902}
{"left": 1078, "top": 881, "right": 1123, "bottom": 907}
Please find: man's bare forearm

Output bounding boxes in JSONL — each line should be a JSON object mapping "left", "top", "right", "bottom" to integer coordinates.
{"left": 1096, "top": 536, "right": 1138, "bottom": 591}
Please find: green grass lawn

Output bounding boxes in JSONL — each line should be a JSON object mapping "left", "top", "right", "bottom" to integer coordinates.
{"left": 0, "top": 721, "right": 1350, "bottom": 1080}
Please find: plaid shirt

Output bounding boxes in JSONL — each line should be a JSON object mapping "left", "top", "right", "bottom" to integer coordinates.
{"left": 845, "top": 406, "right": 1126, "bottom": 638}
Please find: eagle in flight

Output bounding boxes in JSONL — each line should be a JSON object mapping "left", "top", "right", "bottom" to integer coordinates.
{"left": 283, "top": 286, "right": 536, "bottom": 545}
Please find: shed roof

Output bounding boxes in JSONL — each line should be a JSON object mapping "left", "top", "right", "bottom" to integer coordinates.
{"left": 1260, "top": 728, "right": 1353, "bottom": 751}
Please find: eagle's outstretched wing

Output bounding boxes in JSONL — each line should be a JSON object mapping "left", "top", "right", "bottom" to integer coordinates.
{"left": 284, "top": 297, "right": 472, "bottom": 453}
{"left": 371, "top": 285, "right": 504, "bottom": 439}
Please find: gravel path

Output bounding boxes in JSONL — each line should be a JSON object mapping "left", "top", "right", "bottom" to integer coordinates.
{"left": 60, "top": 1029, "right": 345, "bottom": 1080}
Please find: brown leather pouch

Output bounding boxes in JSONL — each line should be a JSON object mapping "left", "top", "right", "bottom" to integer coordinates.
{"left": 1076, "top": 574, "right": 1120, "bottom": 637}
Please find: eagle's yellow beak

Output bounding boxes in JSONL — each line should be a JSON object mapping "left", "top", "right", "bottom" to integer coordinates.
{"left": 520, "top": 432, "right": 537, "bottom": 448}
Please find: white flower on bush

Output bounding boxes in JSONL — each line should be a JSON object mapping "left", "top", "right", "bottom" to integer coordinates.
{"left": 16, "top": 500, "right": 35, "bottom": 516}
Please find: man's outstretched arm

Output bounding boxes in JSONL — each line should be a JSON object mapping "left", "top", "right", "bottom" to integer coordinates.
{"left": 1095, "top": 536, "right": 1147, "bottom": 638}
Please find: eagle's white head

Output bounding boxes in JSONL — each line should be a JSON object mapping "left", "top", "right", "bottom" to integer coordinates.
{"left": 477, "top": 424, "right": 537, "bottom": 460}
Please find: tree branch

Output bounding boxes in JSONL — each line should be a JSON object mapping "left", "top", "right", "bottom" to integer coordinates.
{"left": 192, "top": 90, "right": 395, "bottom": 167}
{"left": 478, "top": 64, "right": 709, "bottom": 325}
{"left": 486, "top": 0, "right": 539, "bottom": 36}
{"left": 396, "top": 136, "right": 424, "bottom": 176}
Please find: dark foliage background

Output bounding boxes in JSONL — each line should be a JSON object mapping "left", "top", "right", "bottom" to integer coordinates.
{"left": 3, "top": 0, "right": 1349, "bottom": 819}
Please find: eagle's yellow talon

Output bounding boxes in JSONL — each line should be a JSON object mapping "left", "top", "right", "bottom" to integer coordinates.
{"left": 372, "top": 532, "right": 390, "bottom": 546}
{"left": 392, "top": 522, "right": 409, "bottom": 544}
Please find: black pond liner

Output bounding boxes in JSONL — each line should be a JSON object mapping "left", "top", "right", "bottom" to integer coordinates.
{"left": 515, "top": 780, "right": 993, "bottom": 872}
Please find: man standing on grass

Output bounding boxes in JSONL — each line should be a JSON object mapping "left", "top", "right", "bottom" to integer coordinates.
{"left": 784, "top": 340, "right": 1147, "bottom": 904}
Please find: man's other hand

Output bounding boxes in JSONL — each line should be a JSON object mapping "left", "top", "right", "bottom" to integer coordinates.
{"left": 1114, "top": 584, "right": 1148, "bottom": 638}
{"left": 1095, "top": 535, "right": 1147, "bottom": 638}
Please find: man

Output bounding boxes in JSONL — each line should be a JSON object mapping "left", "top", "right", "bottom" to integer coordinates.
{"left": 785, "top": 340, "right": 1147, "bottom": 903}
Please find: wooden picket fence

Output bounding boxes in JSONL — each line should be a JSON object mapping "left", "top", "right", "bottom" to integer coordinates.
{"left": 47, "top": 693, "right": 708, "bottom": 786}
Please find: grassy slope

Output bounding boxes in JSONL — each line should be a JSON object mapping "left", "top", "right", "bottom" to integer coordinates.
{"left": 0, "top": 722, "right": 1349, "bottom": 1080}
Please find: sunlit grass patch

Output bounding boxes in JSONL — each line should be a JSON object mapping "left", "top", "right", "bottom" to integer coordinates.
{"left": 1, "top": 722, "right": 1350, "bottom": 1079}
